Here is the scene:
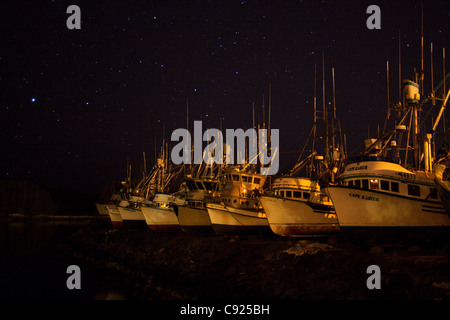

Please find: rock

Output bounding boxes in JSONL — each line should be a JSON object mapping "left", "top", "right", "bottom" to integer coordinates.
{"left": 283, "top": 240, "right": 334, "bottom": 256}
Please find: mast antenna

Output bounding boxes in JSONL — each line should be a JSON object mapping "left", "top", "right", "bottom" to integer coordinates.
{"left": 322, "top": 52, "right": 329, "bottom": 162}
{"left": 312, "top": 64, "right": 317, "bottom": 157}
{"left": 268, "top": 83, "right": 271, "bottom": 142}
{"left": 420, "top": 3, "right": 424, "bottom": 94}
{"left": 384, "top": 58, "right": 390, "bottom": 132}
{"left": 398, "top": 30, "right": 402, "bottom": 103}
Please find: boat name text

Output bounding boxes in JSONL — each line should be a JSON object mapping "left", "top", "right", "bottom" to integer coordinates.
{"left": 347, "top": 165, "right": 368, "bottom": 172}
{"left": 397, "top": 172, "right": 416, "bottom": 180}
{"left": 349, "top": 193, "right": 379, "bottom": 201}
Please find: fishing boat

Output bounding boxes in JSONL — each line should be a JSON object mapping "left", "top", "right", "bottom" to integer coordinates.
{"left": 140, "top": 142, "right": 186, "bottom": 231}
{"left": 174, "top": 176, "right": 218, "bottom": 233}
{"left": 206, "top": 169, "right": 269, "bottom": 234}
{"left": 141, "top": 192, "right": 186, "bottom": 231}
{"left": 260, "top": 176, "right": 339, "bottom": 236}
{"left": 110, "top": 152, "right": 161, "bottom": 228}
{"left": 117, "top": 196, "right": 149, "bottom": 227}
{"left": 326, "top": 77, "right": 450, "bottom": 229}
{"left": 261, "top": 64, "right": 343, "bottom": 236}
{"left": 326, "top": 157, "right": 449, "bottom": 227}
{"left": 116, "top": 161, "right": 156, "bottom": 228}
{"left": 95, "top": 203, "right": 109, "bottom": 216}
{"left": 433, "top": 150, "right": 450, "bottom": 216}
{"left": 106, "top": 204, "right": 123, "bottom": 228}
{"left": 96, "top": 190, "right": 123, "bottom": 216}
{"left": 105, "top": 170, "right": 140, "bottom": 228}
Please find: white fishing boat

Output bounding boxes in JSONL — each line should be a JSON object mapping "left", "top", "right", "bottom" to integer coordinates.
{"left": 326, "top": 158, "right": 449, "bottom": 227}
{"left": 260, "top": 177, "right": 339, "bottom": 236}
{"left": 326, "top": 78, "right": 450, "bottom": 229}
{"left": 117, "top": 196, "right": 148, "bottom": 227}
{"left": 433, "top": 142, "right": 450, "bottom": 216}
{"left": 106, "top": 154, "right": 154, "bottom": 228}
{"left": 206, "top": 169, "right": 269, "bottom": 234}
{"left": 96, "top": 203, "right": 109, "bottom": 216}
{"left": 261, "top": 64, "right": 343, "bottom": 236}
{"left": 96, "top": 191, "right": 123, "bottom": 216}
{"left": 174, "top": 176, "right": 218, "bottom": 233}
{"left": 139, "top": 141, "right": 186, "bottom": 231}
{"left": 433, "top": 161, "right": 450, "bottom": 215}
{"left": 141, "top": 192, "right": 186, "bottom": 231}
{"left": 106, "top": 204, "right": 123, "bottom": 228}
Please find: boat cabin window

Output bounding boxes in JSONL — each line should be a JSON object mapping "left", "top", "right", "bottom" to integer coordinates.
{"left": 293, "top": 191, "right": 302, "bottom": 198}
{"left": 380, "top": 180, "right": 389, "bottom": 191}
{"left": 348, "top": 180, "right": 354, "bottom": 186}
{"left": 429, "top": 188, "right": 438, "bottom": 199}
{"left": 303, "top": 192, "right": 310, "bottom": 200}
{"left": 226, "top": 174, "right": 232, "bottom": 181}
{"left": 362, "top": 179, "right": 369, "bottom": 189}
{"left": 232, "top": 174, "right": 240, "bottom": 181}
{"left": 253, "top": 177, "right": 261, "bottom": 185}
{"left": 407, "top": 184, "right": 420, "bottom": 197}
{"left": 391, "top": 182, "right": 399, "bottom": 193}
{"left": 369, "top": 179, "right": 379, "bottom": 190}
{"left": 286, "top": 190, "right": 292, "bottom": 198}
{"left": 195, "top": 181, "right": 205, "bottom": 190}
{"left": 354, "top": 180, "right": 361, "bottom": 188}
{"left": 242, "top": 175, "right": 249, "bottom": 182}
{"left": 186, "top": 180, "right": 197, "bottom": 190}
{"left": 280, "top": 190, "right": 285, "bottom": 197}
{"left": 203, "top": 181, "right": 212, "bottom": 190}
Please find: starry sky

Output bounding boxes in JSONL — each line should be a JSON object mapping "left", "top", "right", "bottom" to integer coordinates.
{"left": 1, "top": 0, "right": 449, "bottom": 194}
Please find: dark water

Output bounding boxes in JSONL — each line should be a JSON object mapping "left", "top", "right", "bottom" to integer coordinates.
{"left": 0, "top": 219, "right": 122, "bottom": 300}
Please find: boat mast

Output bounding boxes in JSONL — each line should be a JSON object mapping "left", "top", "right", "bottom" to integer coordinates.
{"left": 268, "top": 83, "right": 271, "bottom": 141}
{"left": 420, "top": 3, "right": 424, "bottom": 95}
{"left": 383, "top": 58, "right": 390, "bottom": 133}
{"left": 399, "top": 30, "right": 402, "bottom": 104}
{"left": 332, "top": 67, "right": 336, "bottom": 154}
{"left": 143, "top": 151, "right": 147, "bottom": 177}
{"left": 443, "top": 46, "right": 447, "bottom": 142}
{"left": 322, "top": 52, "right": 329, "bottom": 164}
{"left": 311, "top": 64, "right": 318, "bottom": 177}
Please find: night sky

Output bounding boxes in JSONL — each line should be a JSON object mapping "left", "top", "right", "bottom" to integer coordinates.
{"left": 1, "top": 0, "right": 449, "bottom": 194}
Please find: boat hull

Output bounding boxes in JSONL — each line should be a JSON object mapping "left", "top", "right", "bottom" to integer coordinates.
{"left": 326, "top": 186, "right": 450, "bottom": 227}
{"left": 106, "top": 205, "right": 124, "bottom": 228}
{"left": 96, "top": 203, "right": 109, "bottom": 216}
{"left": 259, "top": 196, "right": 340, "bottom": 236}
{"left": 141, "top": 206, "right": 180, "bottom": 232}
{"left": 206, "top": 203, "right": 269, "bottom": 234}
{"left": 117, "top": 206, "right": 146, "bottom": 228}
{"left": 175, "top": 205, "right": 213, "bottom": 233}
{"left": 434, "top": 164, "right": 450, "bottom": 216}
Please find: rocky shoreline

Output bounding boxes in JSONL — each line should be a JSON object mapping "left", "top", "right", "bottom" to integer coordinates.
{"left": 59, "top": 218, "right": 450, "bottom": 300}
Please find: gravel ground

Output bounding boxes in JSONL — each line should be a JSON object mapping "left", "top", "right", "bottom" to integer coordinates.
{"left": 60, "top": 218, "right": 450, "bottom": 301}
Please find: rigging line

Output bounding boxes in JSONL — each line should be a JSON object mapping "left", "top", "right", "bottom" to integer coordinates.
{"left": 294, "top": 125, "right": 315, "bottom": 164}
